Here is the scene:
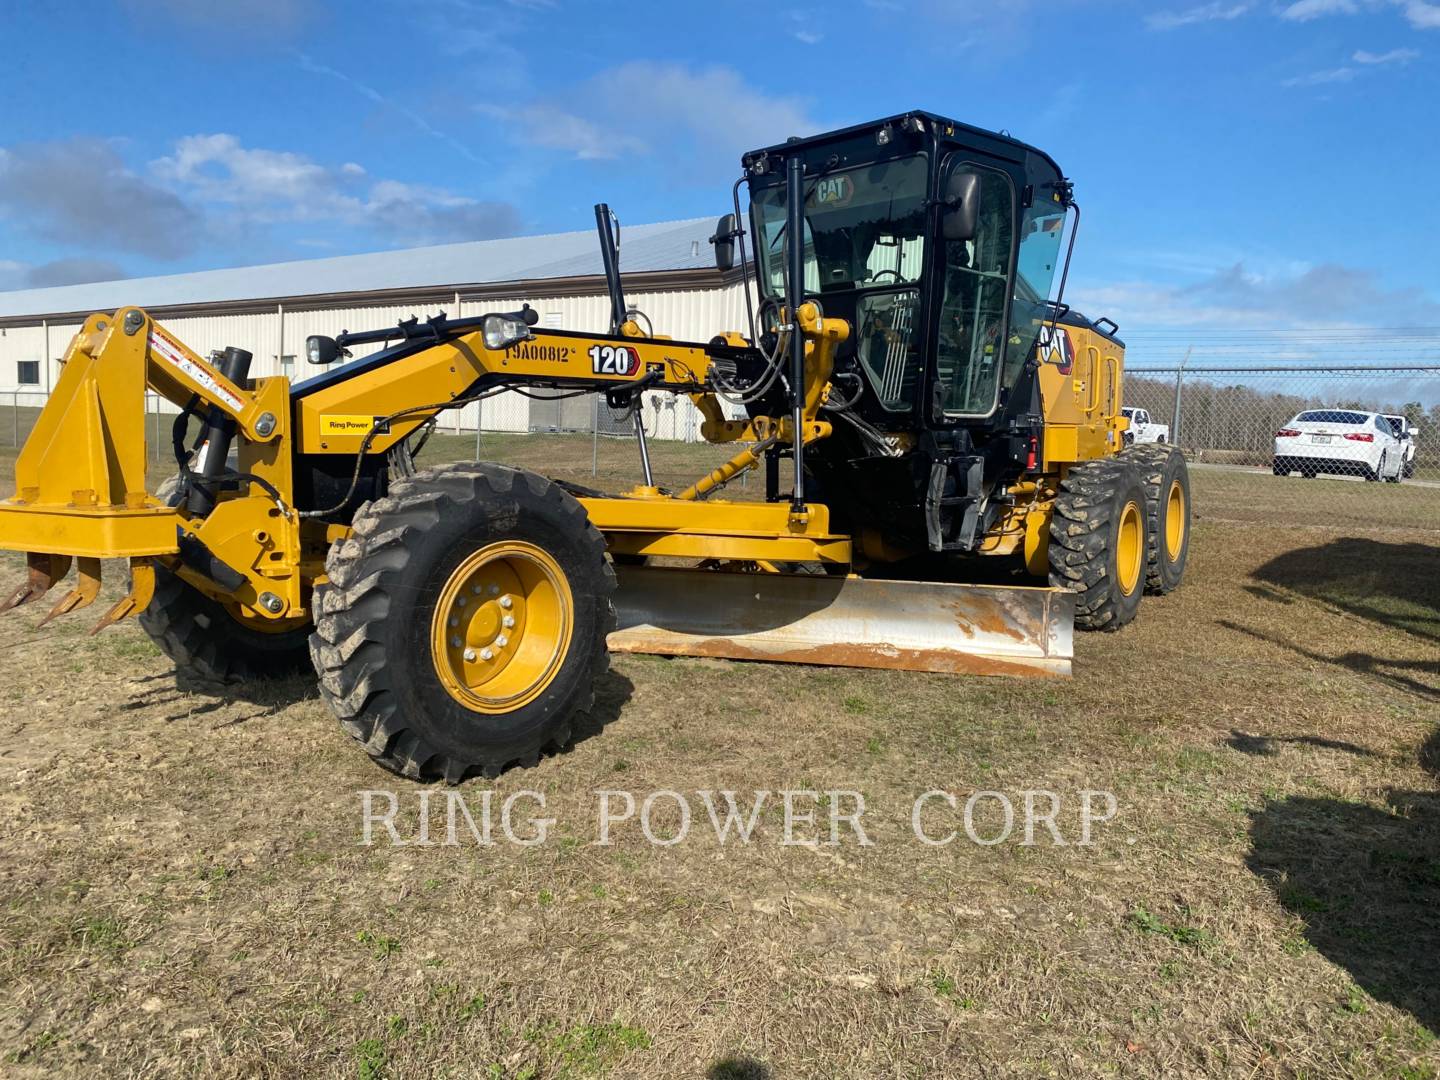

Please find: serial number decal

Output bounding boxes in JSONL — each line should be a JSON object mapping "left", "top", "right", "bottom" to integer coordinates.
{"left": 319, "top": 415, "right": 390, "bottom": 436}
{"left": 148, "top": 328, "right": 244, "bottom": 410}
{"left": 506, "top": 343, "right": 572, "bottom": 362}
{"left": 588, "top": 344, "right": 641, "bottom": 377}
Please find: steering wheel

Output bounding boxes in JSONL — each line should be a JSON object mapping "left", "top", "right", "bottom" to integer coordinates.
{"left": 870, "top": 269, "right": 905, "bottom": 284}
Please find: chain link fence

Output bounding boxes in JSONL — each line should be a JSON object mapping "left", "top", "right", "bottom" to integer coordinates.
{"left": 4, "top": 368, "right": 1438, "bottom": 525}
{"left": 1125, "top": 364, "right": 1440, "bottom": 472}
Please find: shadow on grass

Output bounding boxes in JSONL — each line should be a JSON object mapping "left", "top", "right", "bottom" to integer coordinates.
{"left": 708, "top": 1057, "right": 771, "bottom": 1080}
{"left": 1247, "top": 537, "right": 1440, "bottom": 643}
{"left": 1247, "top": 726, "right": 1440, "bottom": 1034}
{"left": 1220, "top": 619, "right": 1440, "bottom": 700}
{"left": 1226, "top": 730, "right": 1379, "bottom": 758}
{"left": 135, "top": 663, "right": 637, "bottom": 768}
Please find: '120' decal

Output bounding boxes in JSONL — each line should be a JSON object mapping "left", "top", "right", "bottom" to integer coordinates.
{"left": 588, "top": 344, "right": 641, "bottom": 376}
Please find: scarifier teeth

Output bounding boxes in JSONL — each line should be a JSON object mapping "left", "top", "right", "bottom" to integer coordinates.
{"left": 37, "top": 558, "right": 102, "bottom": 627}
{"left": 89, "top": 557, "right": 156, "bottom": 635}
{"left": 0, "top": 553, "right": 72, "bottom": 614}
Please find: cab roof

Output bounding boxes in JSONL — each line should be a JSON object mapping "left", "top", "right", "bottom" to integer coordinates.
{"left": 742, "top": 110, "right": 1064, "bottom": 179}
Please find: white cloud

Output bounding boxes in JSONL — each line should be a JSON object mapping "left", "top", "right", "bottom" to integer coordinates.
{"left": 149, "top": 133, "right": 520, "bottom": 244}
{"left": 1145, "top": 2, "right": 1250, "bottom": 30}
{"left": 1078, "top": 261, "right": 1440, "bottom": 329}
{"left": 0, "top": 132, "right": 521, "bottom": 273}
{"left": 1282, "top": 65, "right": 1359, "bottom": 86}
{"left": 1353, "top": 46, "right": 1421, "bottom": 61}
{"left": 480, "top": 63, "right": 820, "bottom": 175}
{"left": 1278, "top": 0, "right": 1440, "bottom": 26}
{"left": 0, "top": 139, "right": 201, "bottom": 259}
{"left": 1399, "top": 0, "right": 1440, "bottom": 27}
{"left": 153, "top": 134, "right": 338, "bottom": 208}
{"left": 1279, "top": 0, "right": 1360, "bottom": 20}
{"left": 793, "top": 29, "right": 824, "bottom": 43}
{"left": 476, "top": 104, "right": 645, "bottom": 162}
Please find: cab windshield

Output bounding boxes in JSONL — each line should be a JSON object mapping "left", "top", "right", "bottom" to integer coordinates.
{"left": 752, "top": 156, "right": 928, "bottom": 296}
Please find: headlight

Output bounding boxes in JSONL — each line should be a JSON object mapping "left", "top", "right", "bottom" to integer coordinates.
{"left": 482, "top": 314, "right": 530, "bottom": 350}
{"left": 305, "top": 335, "right": 340, "bottom": 365}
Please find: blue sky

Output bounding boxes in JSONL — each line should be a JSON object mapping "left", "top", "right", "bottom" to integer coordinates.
{"left": 1, "top": 0, "right": 1438, "bottom": 338}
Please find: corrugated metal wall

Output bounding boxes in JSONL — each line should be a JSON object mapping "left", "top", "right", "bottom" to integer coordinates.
{"left": 0, "top": 281, "right": 752, "bottom": 441}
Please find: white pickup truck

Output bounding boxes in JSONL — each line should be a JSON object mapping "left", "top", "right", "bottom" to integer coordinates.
{"left": 1121, "top": 407, "right": 1170, "bottom": 445}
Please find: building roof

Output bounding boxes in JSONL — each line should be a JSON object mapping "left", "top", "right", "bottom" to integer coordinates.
{"left": 0, "top": 216, "right": 718, "bottom": 321}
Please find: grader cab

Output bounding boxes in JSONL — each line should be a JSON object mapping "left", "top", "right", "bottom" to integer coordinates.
{"left": 0, "top": 111, "right": 1189, "bottom": 781}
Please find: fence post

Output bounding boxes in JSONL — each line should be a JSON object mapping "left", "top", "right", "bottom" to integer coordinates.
{"left": 592, "top": 395, "right": 599, "bottom": 477}
{"left": 11, "top": 391, "right": 17, "bottom": 448}
{"left": 475, "top": 399, "right": 482, "bottom": 462}
{"left": 1172, "top": 346, "right": 1191, "bottom": 445}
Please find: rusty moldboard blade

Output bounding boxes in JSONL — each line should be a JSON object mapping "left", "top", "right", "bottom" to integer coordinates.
{"left": 37, "top": 557, "right": 103, "bottom": 627}
{"left": 90, "top": 557, "right": 156, "bottom": 635}
{"left": 0, "top": 553, "right": 73, "bottom": 614}
{"left": 607, "top": 566, "right": 1074, "bottom": 678}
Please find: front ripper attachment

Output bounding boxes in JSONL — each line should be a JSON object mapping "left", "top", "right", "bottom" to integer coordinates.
{"left": 609, "top": 566, "right": 1074, "bottom": 678}
{"left": 0, "top": 553, "right": 72, "bottom": 614}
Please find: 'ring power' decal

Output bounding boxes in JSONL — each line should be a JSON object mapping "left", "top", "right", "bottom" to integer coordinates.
{"left": 148, "top": 328, "right": 244, "bottom": 411}
{"left": 588, "top": 344, "right": 641, "bottom": 377}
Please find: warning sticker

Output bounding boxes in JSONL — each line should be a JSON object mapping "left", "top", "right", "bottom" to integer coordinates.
{"left": 319, "top": 415, "right": 389, "bottom": 436}
{"left": 148, "top": 328, "right": 244, "bottom": 411}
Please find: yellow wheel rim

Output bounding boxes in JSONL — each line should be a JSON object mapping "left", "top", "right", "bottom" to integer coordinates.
{"left": 1116, "top": 500, "right": 1144, "bottom": 597}
{"left": 1164, "top": 479, "right": 1186, "bottom": 562}
{"left": 429, "top": 541, "right": 573, "bottom": 714}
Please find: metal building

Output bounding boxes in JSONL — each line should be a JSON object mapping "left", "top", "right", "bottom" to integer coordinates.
{"left": 0, "top": 218, "right": 748, "bottom": 440}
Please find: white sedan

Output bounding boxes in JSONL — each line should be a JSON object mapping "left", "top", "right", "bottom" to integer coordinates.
{"left": 1273, "top": 409, "right": 1406, "bottom": 482}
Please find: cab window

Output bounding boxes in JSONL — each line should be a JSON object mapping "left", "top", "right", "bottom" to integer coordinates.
{"left": 936, "top": 164, "right": 1014, "bottom": 416}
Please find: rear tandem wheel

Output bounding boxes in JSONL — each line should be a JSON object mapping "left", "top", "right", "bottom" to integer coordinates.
{"left": 1119, "top": 444, "right": 1191, "bottom": 594}
{"left": 1047, "top": 459, "right": 1149, "bottom": 631}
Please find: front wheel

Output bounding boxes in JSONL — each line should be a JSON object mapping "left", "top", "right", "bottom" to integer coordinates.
{"left": 309, "top": 463, "right": 615, "bottom": 782}
{"left": 140, "top": 475, "right": 312, "bottom": 682}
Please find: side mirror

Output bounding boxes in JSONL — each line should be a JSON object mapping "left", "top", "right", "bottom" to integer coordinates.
{"left": 710, "top": 213, "right": 737, "bottom": 273}
{"left": 305, "top": 335, "right": 341, "bottom": 365}
{"left": 942, "top": 171, "right": 980, "bottom": 242}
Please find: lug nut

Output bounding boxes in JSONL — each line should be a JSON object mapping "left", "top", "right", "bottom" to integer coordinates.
{"left": 496, "top": 635, "right": 508, "bottom": 648}
{"left": 450, "top": 636, "right": 462, "bottom": 648}
{"left": 489, "top": 585, "right": 500, "bottom": 596}
{"left": 449, "top": 616, "right": 459, "bottom": 628}
{"left": 259, "top": 592, "right": 283, "bottom": 614}
{"left": 499, "top": 596, "right": 513, "bottom": 609}
{"left": 457, "top": 596, "right": 466, "bottom": 607}
{"left": 463, "top": 648, "right": 476, "bottom": 662}
{"left": 502, "top": 615, "right": 515, "bottom": 629}
{"left": 480, "top": 648, "right": 494, "bottom": 661}
{"left": 472, "top": 584, "right": 482, "bottom": 594}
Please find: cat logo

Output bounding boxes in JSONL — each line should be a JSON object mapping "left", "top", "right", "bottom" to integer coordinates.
{"left": 1035, "top": 324, "right": 1074, "bottom": 375}
{"left": 812, "top": 175, "right": 854, "bottom": 208}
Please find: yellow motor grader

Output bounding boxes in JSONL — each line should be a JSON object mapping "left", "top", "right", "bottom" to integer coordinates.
{"left": 0, "top": 111, "right": 1189, "bottom": 780}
